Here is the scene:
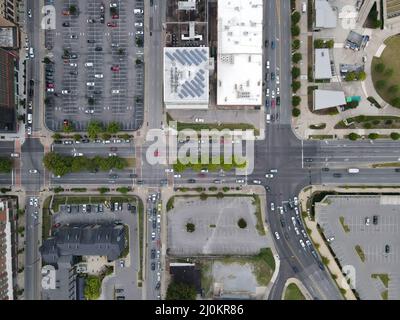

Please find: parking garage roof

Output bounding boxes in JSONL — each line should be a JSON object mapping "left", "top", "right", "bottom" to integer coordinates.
{"left": 163, "top": 47, "right": 209, "bottom": 109}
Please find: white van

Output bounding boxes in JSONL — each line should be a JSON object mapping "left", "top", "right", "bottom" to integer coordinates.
{"left": 348, "top": 168, "right": 359, "bottom": 174}
{"left": 266, "top": 114, "right": 271, "bottom": 123}
{"left": 27, "top": 113, "right": 32, "bottom": 124}
{"left": 84, "top": 62, "right": 93, "bottom": 67}
{"left": 302, "top": 2, "right": 307, "bottom": 13}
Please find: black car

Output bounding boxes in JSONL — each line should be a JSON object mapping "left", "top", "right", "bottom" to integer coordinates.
{"left": 152, "top": 220, "right": 156, "bottom": 229}
{"left": 86, "top": 204, "right": 91, "bottom": 213}
{"left": 322, "top": 167, "right": 330, "bottom": 171}
{"left": 265, "top": 185, "right": 271, "bottom": 192}
{"left": 385, "top": 244, "right": 390, "bottom": 253}
{"left": 151, "top": 249, "right": 156, "bottom": 259}
{"left": 264, "top": 39, "right": 269, "bottom": 48}
{"left": 115, "top": 288, "right": 124, "bottom": 293}
{"left": 333, "top": 173, "right": 342, "bottom": 178}
{"left": 155, "top": 282, "right": 161, "bottom": 290}
{"left": 116, "top": 296, "right": 125, "bottom": 300}
{"left": 271, "top": 72, "right": 275, "bottom": 81}
{"left": 132, "top": 206, "right": 137, "bottom": 214}
{"left": 187, "top": 179, "right": 196, "bottom": 183}
{"left": 87, "top": 39, "right": 96, "bottom": 43}
{"left": 95, "top": 46, "right": 103, "bottom": 51}
{"left": 317, "top": 261, "right": 325, "bottom": 270}
{"left": 62, "top": 22, "right": 70, "bottom": 27}
{"left": 110, "top": 203, "right": 115, "bottom": 211}
{"left": 151, "top": 262, "right": 156, "bottom": 270}
{"left": 130, "top": 173, "right": 138, "bottom": 178}
{"left": 395, "top": 168, "right": 400, "bottom": 172}
{"left": 276, "top": 96, "right": 280, "bottom": 106}
{"left": 127, "top": 203, "right": 131, "bottom": 211}
{"left": 373, "top": 215, "right": 378, "bottom": 225}
{"left": 271, "top": 41, "right": 275, "bottom": 49}
{"left": 81, "top": 139, "right": 90, "bottom": 143}
{"left": 100, "top": 14, "right": 105, "bottom": 23}
{"left": 304, "top": 158, "right": 313, "bottom": 162}
{"left": 152, "top": 208, "right": 157, "bottom": 215}
{"left": 280, "top": 217, "right": 286, "bottom": 228}
{"left": 137, "top": 180, "right": 144, "bottom": 185}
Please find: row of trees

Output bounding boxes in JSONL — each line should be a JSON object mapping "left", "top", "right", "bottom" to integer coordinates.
{"left": 345, "top": 71, "right": 367, "bottom": 82}
{"left": 374, "top": 62, "right": 400, "bottom": 108}
{"left": 43, "top": 152, "right": 127, "bottom": 176}
{"left": 348, "top": 132, "right": 400, "bottom": 141}
{"left": 87, "top": 121, "right": 121, "bottom": 139}
{"left": 291, "top": 11, "right": 302, "bottom": 118}
{"left": 314, "top": 39, "right": 335, "bottom": 49}
{"left": 173, "top": 156, "right": 247, "bottom": 173}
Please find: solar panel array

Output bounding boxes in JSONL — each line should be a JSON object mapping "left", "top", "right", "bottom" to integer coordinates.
{"left": 165, "top": 48, "right": 208, "bottom": 100}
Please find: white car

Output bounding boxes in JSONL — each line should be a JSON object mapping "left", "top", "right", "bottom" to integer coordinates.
{"left": 195, "top": 118, "right": 204, "bottom": 123}
{"left": 86, "top": 82, "right": 95, "bottom": 86}
{"left": 365, "top": 217, "right": 370, "bottom": 226}
{"left": 151, "top": 232, "right": 156, "bottom": 240}
{"left": 46, "top": 88, "right": 54, "bottom": 92}
{"left": 266, "top": 88, "right": 270, "bottom": 97}
{"left": 293, "top": 196, "right": 298, "bottom": 206}
{"left": 271, "top": 90, "right": 275, "bottom": 99}
{"left": 108, "top": 152, "right": 117, "bottom": 157}
{"left": 29, "top": 198, "right": 34, "bottom": 206}
{"left": 291, "top": 216, "right": 296, "bottom": 227}
{"left": 299, "top": 239, "right": 306, "bottom": 249}
{"left": 29, "top": 169, "right": 38, "bottom": 173}
{"left": 327, "top": 237, "right": 335, "bottom": 242}
{"left": 301, "top": 229, "right": 307, "bottom": 238}
{"left": 270, "top": 202, "right": 275, "bottom": 211}
{"left": 174, "top": 174, "right": 181, "bottom": 178}
{"left": 277, "top": 87, "right": 280, "bottom": 95}
{"left": 111, "top": 89, "right": 120, "bottom": 94}
{"left": 135, "top": 30, "right": 144, "bottom": 35}
{"left": 110, "top": 2, "right": 118, "bottom": 8}
{"left": 294, "top": 226, "right": 300, "bottom": 235}
{"left": 236, "top": 179, "right": 245, "bottom": 184}
{"left": 34, "top": 199, "right": 38, "bottom": 207}
{"left": 94, "top": 74, "right": 103, "bottom": 78}
{"left": 252, "top": 179, "right": 261, "bottom": 184}
{"left": 306, "top": 240, "right": 312, "bottom": 247}
{"left": 294, "top": 207, "right": 299, "bottom": 216}
{"left": 274, "top": 232, "right": 280, "bottom": 240}
{"left": 265, "top": 174, "right": 274, "bottom": 178}
{"left": 165, "top": 168, "right": 174, "bottom": 173}
{"left": 120, "top": 260, "right": 125, "bottom": 268}
{"left": 73, "top": 152, "right": 83, "bottom": 157}
{"left": 266, "top": 60, "right": 270, "bottom": 69}
{"left": 28, "top": 9, "right": 32, "bottom": 18}
{"left": 270, "top": 169, "right": 278, "bottom": 173}
{"left": 134, "top": 8, "right": 143, "bottom": 14}
{"left": 157, "top": 215, "right": 161, "bottom": 224}
{"left": 27, "top": 127, "right": 32, "bottom": 135}
{"left": 279, "top": 206, "right": 284, "bottom": 215}
{"left": 69, "top": 63, "right": 77, "bottom": 67}
{"left": 134, "top": 22, "right": 143, "bottom": 27}
{"left": 276, "top": 75, "right": 280, "bottom": 84}
{"left": 84, "top": 62, "right": 93, "bottom": 67}
{"left": 61, "top": 90, "right": 70, "bottom": 94}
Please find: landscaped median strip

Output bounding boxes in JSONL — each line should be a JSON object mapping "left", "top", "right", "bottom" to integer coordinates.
{"left": 339, "top": 216, "right": 351, "bottom": 233}
{"left": 355, "top": 245, "right": 366, "bottom": 262}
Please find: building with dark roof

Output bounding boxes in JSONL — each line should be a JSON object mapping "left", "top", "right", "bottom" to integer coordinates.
{"left": 0, "top": 47, "right": 17, "bottom": 132}
{"left": 169, "top": 262, "right": 202, "bottom": 293}
{"left": 40, "top": 223, "right": 126, "bottom": 300}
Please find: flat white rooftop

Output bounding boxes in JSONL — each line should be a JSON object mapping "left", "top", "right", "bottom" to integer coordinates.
{"left": 164, "top": 47, "right": 209, "bottom": 109}
{"left": 217, "top": 0, "right": 263, "bottom": 106}
{"left": 315, "top": 0, "right": 337, "bottom": 29}
{"left": 315, "top": 48, "right": 332, "bottom": 79}
{"left": 314, "top": 89, "right": 346, "bottom": 110}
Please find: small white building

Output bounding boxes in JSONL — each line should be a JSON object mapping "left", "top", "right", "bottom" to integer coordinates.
{"left": 315, "top": 0, "right": 337, "bottom": 29}
{"left": 314, "top": 89, "right": 346, "bottom": 111}
{"left": 314, "top": 49, "right": 332, "bottom": 80}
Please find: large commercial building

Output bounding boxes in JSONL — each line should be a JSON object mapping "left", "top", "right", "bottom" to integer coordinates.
{"left": 358, "top": 0, "right": 400, "bottom": 28}
{"left": 163, "top": 47, "right": 210, "bottom": 109}
{"left": 0, "top": 197, "right": 17, "bottom": 300}
{"left": 0, "top": 0, "right": 20, "bottom": 25}
{"left": 217, "top": 0, "right": 263, "bottom": 106}
{"left": 40, "top": 223, "right": 126, "bottom": 300}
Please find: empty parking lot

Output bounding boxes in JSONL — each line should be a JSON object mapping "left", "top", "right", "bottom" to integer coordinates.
{"left": 44, "top": 0, "right": 144, "bottom": 131}
{"left": 316, "top": 195, "right": 400, "bottom": 300}
{"left": 167, "top": 196, "right": 267, "bottom": 256}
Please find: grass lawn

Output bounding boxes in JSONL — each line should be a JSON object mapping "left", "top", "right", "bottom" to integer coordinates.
{"left": 381, "top": 290, "right": 388, "bottom": 300}
{"left": 175, "top": 122, "right": 260, "bottom": 136}
{"left": 42, "top": 196, "right": 52, "bottom": 240}
{"left": 372, "top": 162, "right": 400, "bottom": 168}
{"left": 371, "top": 35, "right": 400, "bottom": 106}
{"left": 251, "top": 195, "right": 266, "bottom": 236}
{"left": 355, "top": 245, "right": 366, "bottom": 262}
{"left": 372, "top": 274, "right": 390, "bottom": 288}
{"left": 335, "top": 115, "right": 400, "bottom": 129}
{"left": 284, "top": 283, "right": 306, "bottom": 300}
{"left": 137, "top": 198, "right": 144, "bottom": 282}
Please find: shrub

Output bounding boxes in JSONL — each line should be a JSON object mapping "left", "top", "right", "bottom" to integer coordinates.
{"left": 98, "top": 187, "right": 110, "bottom": 194}
{"left": 186, "top": 223, "right": 195, "bottom": 233}
{"left": 208, "top": 187, "right": 217, "bottom": 192}
{"left": 292, "top": 39, "right": 301, "bottom": 50}
{"left": 222, "top": 187, "right": 230, "bottom": 192}
{"left": 292, "top": 52, "right": 302, "bottom": 64}
{"left": 291, "top": 81, "right": 301, "bottom": 92}
{"left": 200, "top": 193, "right": 208, "bottom": 200}
{"left": 390, "top": 132, "right": 400, "bottom": 140}
{"left": 391, "top": 97, "right": 400, "bottom": 108}
{"left": 116, "top": 187, "right": 129, "bottom": 194}
{"left": 216, "top": 192, "right": 224, "bottom": 199}
{"left": 292, "top": 96, "right": 301, "bottom": 107}
{"left": 292, "top": 108, "right": 301, "bottom": 117}
{"left": 388, "top": 85, "right": 399, "bottom": 94}
{"left": 374, "top": 63, "right": 385, "bottom": 73}
{"left": 291, "top": 67, "right": 300, "bottom": 79}
{"left": 237, "top": 218, "right": 247, "bottom": 229}
{"left": 363, "top": 122, "right": 372, "bottom": 129}
{"left": 368, "top": 133, "right": 379, "bottom": 140}
{"left": 291, "top": 25, "right": 300, "bottom": 37}
{"left": 348, "top": 133, "right": 360, "bottom": 141}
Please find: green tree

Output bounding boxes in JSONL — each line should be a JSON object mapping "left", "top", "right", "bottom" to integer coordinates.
{"left": 348, "top": 133, "right": 360, "bottom": 141}
{"left": 363, "top": 122, "right": 372, "bottom": 129}
{"left": 326, "top": 40, "right": 335, "bottom": 48}
{"left": 98, "top": 187, "right": 110, "bottom": 194}
{"left": 116, "top": 187, "right": 129, "bottom": 194}
{"left": 291, "top": 81, "right": 301, "bottom": 92}
{"left": 186, "top": 223, "right": 195, "bottom": 232}
{"left": 292, "top": 96, "right": 301, "bottom": 107}
{"left": 135, "top": 37, "right": 143, "bottom": 47}
{"left": 292, "top": 39, "right": 301, "bottom": 50}
{"left": 388, "top": 85, "right": 399, "bottom": 94}
{"left": 63, "top": 124, "right": 74, "bottom": 133}
{"left": 345, "top": 72, "right": 356, "bottom": 81}
{"left": 135, "top": 58, "right": 142, "bottom": 65}
{"left": 106, "top": 121, "right": 120, "bottom": 134}
{"left": 375, "top": 80, "right": 387, "bottom": 90}
{"left": 69, "top": 5, "right": 77, "bottom": 15}
{"left": 87, "top": 120, "right": 103, "bottom": 139}
{"left": 42, "top": 57, "right": 52, "bottom": 64}
{"left": 368, "top": 133, "right": 379, "bottom": 140}
{"left": 357, "top": 71, "right": 366, "bottom": 81}
{"left": 291, "top": 11, "right": 301, "bottom": 25}
{"left": 102, "top": 132, "right": 111, "bottom": 140}
{"left": 166, "top": 281, "right": 196, "bottom": 300}
{"left": 73, "top": 134, "right": 82, "bottom": 141}
{"left": 119, "top": 133, "right": 130, "bottom": 141}
{"left": 292, "top": 52, "right": 302, "bottom": 64}
{"left": 0, "top": 158, "right": 12, "bottom": 173}
{"left": 314, "top": 39, "right": 324, "bottom": 48}
{"left": 84, "top": 276, "right": 101, "bottom": 300}
{"left": 374, "top": 20, "right": 382, "bottom": 29}
{"left": 291, "top": 25, "right": 300, "bottom": 37}
{"left": 390, "top": 132, "right": 400, "bottom": 140}
{"left": 292, "top": 108, "right": 301, "bottom": 117}
{"left": 374, "top": 63, "right": 385, "bottom": 73}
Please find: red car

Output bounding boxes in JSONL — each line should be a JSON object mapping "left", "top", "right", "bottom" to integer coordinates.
{"left": 46, "top": 83, "right": 54, "bottom": 88}
{"left": 62, "top": 10, "right": 70, "bottom": 16}
{"left": 111, "top": 65, "right": 120, "bottom": 71}
{"left": 154, "top": 150, "right": 159, "bottom": 157}
{"left": 112, "top": 14, "right": 119, "bottom": 19}
{"left": 271, "top": 99, "right": 276, "bottom": 108}
{"left": 107, "top": 22, "right": 117, "bottom": 27}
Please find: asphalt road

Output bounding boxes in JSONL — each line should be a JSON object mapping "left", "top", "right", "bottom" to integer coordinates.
{"left": 52, "top": 140, "right": 135, "bottom": 157}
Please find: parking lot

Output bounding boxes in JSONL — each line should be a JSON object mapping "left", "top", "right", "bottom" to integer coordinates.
{"left": 44, "top": 0, "right": 144, "bottom": 131}
{"left": 167, "top": 196, "right": 267, "bottom": 256}
{"left": 316, "top": 195, "right": 400, "bottom": 300}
